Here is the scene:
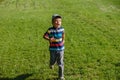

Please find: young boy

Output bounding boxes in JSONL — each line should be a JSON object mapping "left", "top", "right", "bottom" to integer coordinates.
{"left": 43, "top": 14, "right": 65, "bottom": 80}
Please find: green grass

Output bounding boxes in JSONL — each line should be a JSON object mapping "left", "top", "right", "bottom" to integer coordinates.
{"left": 0, "top": 0, "right": 120, "bottom": 80}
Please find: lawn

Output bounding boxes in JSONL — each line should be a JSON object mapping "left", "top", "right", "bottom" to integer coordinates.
{"left": 0, "top": 0, "right": 120, "bottom": 80}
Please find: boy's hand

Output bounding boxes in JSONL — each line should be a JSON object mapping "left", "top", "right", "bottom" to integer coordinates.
{"left": 49, "top": 37, "right": 56, "bottom": 43}
{"left": 62, "top": 40, "right": 65, "bottom": 44}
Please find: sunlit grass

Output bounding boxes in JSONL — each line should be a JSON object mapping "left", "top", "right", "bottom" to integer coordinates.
{"left": 0, "top": 0, "right": 120, "bottom": 80}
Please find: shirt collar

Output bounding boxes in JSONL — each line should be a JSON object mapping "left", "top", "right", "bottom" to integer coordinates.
{"left": 53, "top": 26, "right": 61, "bottom": 29}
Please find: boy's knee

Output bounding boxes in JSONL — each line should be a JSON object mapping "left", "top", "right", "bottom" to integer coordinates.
{"left": 58, "top": 63, "right": 64, "bottom": 68}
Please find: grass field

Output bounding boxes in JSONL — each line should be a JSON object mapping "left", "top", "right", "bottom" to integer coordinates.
{"left": 0, "top": 0, "right": 120, "bottom": 80}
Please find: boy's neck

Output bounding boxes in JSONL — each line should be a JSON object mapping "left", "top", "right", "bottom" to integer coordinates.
{"left": 53, "top": 26, "right": 61, "bottom": 29}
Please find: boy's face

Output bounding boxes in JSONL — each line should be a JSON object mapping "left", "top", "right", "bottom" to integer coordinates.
{"left": 52, "top": 18, "right": 62, "bottom": 28}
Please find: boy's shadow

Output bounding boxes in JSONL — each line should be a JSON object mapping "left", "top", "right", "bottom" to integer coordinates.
{"left": 0, "top": 73, "right": 33, "bottom": 80}
{"left": 46, "top": 78, "right": 58, "bottom": 80}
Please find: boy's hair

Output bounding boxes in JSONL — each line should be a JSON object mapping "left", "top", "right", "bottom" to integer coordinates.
{"left": 52, "top": 14, "right": 62, "bottom": 23}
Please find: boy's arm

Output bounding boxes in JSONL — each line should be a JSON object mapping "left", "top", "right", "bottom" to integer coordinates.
{"left": 62, "top": 33, "right": 65, "bottom": 44}
{"left": 43, "top": 32, "right": 56, "bottom": 42}
{"left": 43, "top": 34, "right": 50, "bottom": 41}
{"left": 43, "top": 30, "right": 50, "bottom": 41}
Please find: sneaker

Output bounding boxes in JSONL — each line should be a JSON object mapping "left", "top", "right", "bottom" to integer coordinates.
{"left": 50, "top": 65, "right": 54, "bottom": 69}
{"left": 58, "top": 77, "right": 65, "bottom": 80}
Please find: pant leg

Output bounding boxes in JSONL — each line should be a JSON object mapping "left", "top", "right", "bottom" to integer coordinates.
{"left": 57, "top": 50, "right": 64, "bottom": 77}
{"left": 50, "top": 50, "right": 57, "bottom": 66}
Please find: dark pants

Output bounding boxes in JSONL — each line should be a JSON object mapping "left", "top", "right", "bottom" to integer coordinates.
{"left": 50, "top": 50, "right": 64, "bottom": 78}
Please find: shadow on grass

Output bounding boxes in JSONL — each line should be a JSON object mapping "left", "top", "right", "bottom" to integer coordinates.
{"left": 115, "top": 62, "right": 120, "bottom": 80}
{"left": 46, "top": 78, "right": 58, "bottom": 80}
{"left": 0, "top": 73, "right": 33, "bottom": 80}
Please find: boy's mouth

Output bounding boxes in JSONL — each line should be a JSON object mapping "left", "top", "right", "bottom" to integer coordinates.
{"left": 57, "top": 23, "right": 61, "bottom": 25}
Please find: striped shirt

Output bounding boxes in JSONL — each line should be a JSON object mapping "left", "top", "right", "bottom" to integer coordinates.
{"left": 44, "top": 26, "right": 65, "bottom": 51}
